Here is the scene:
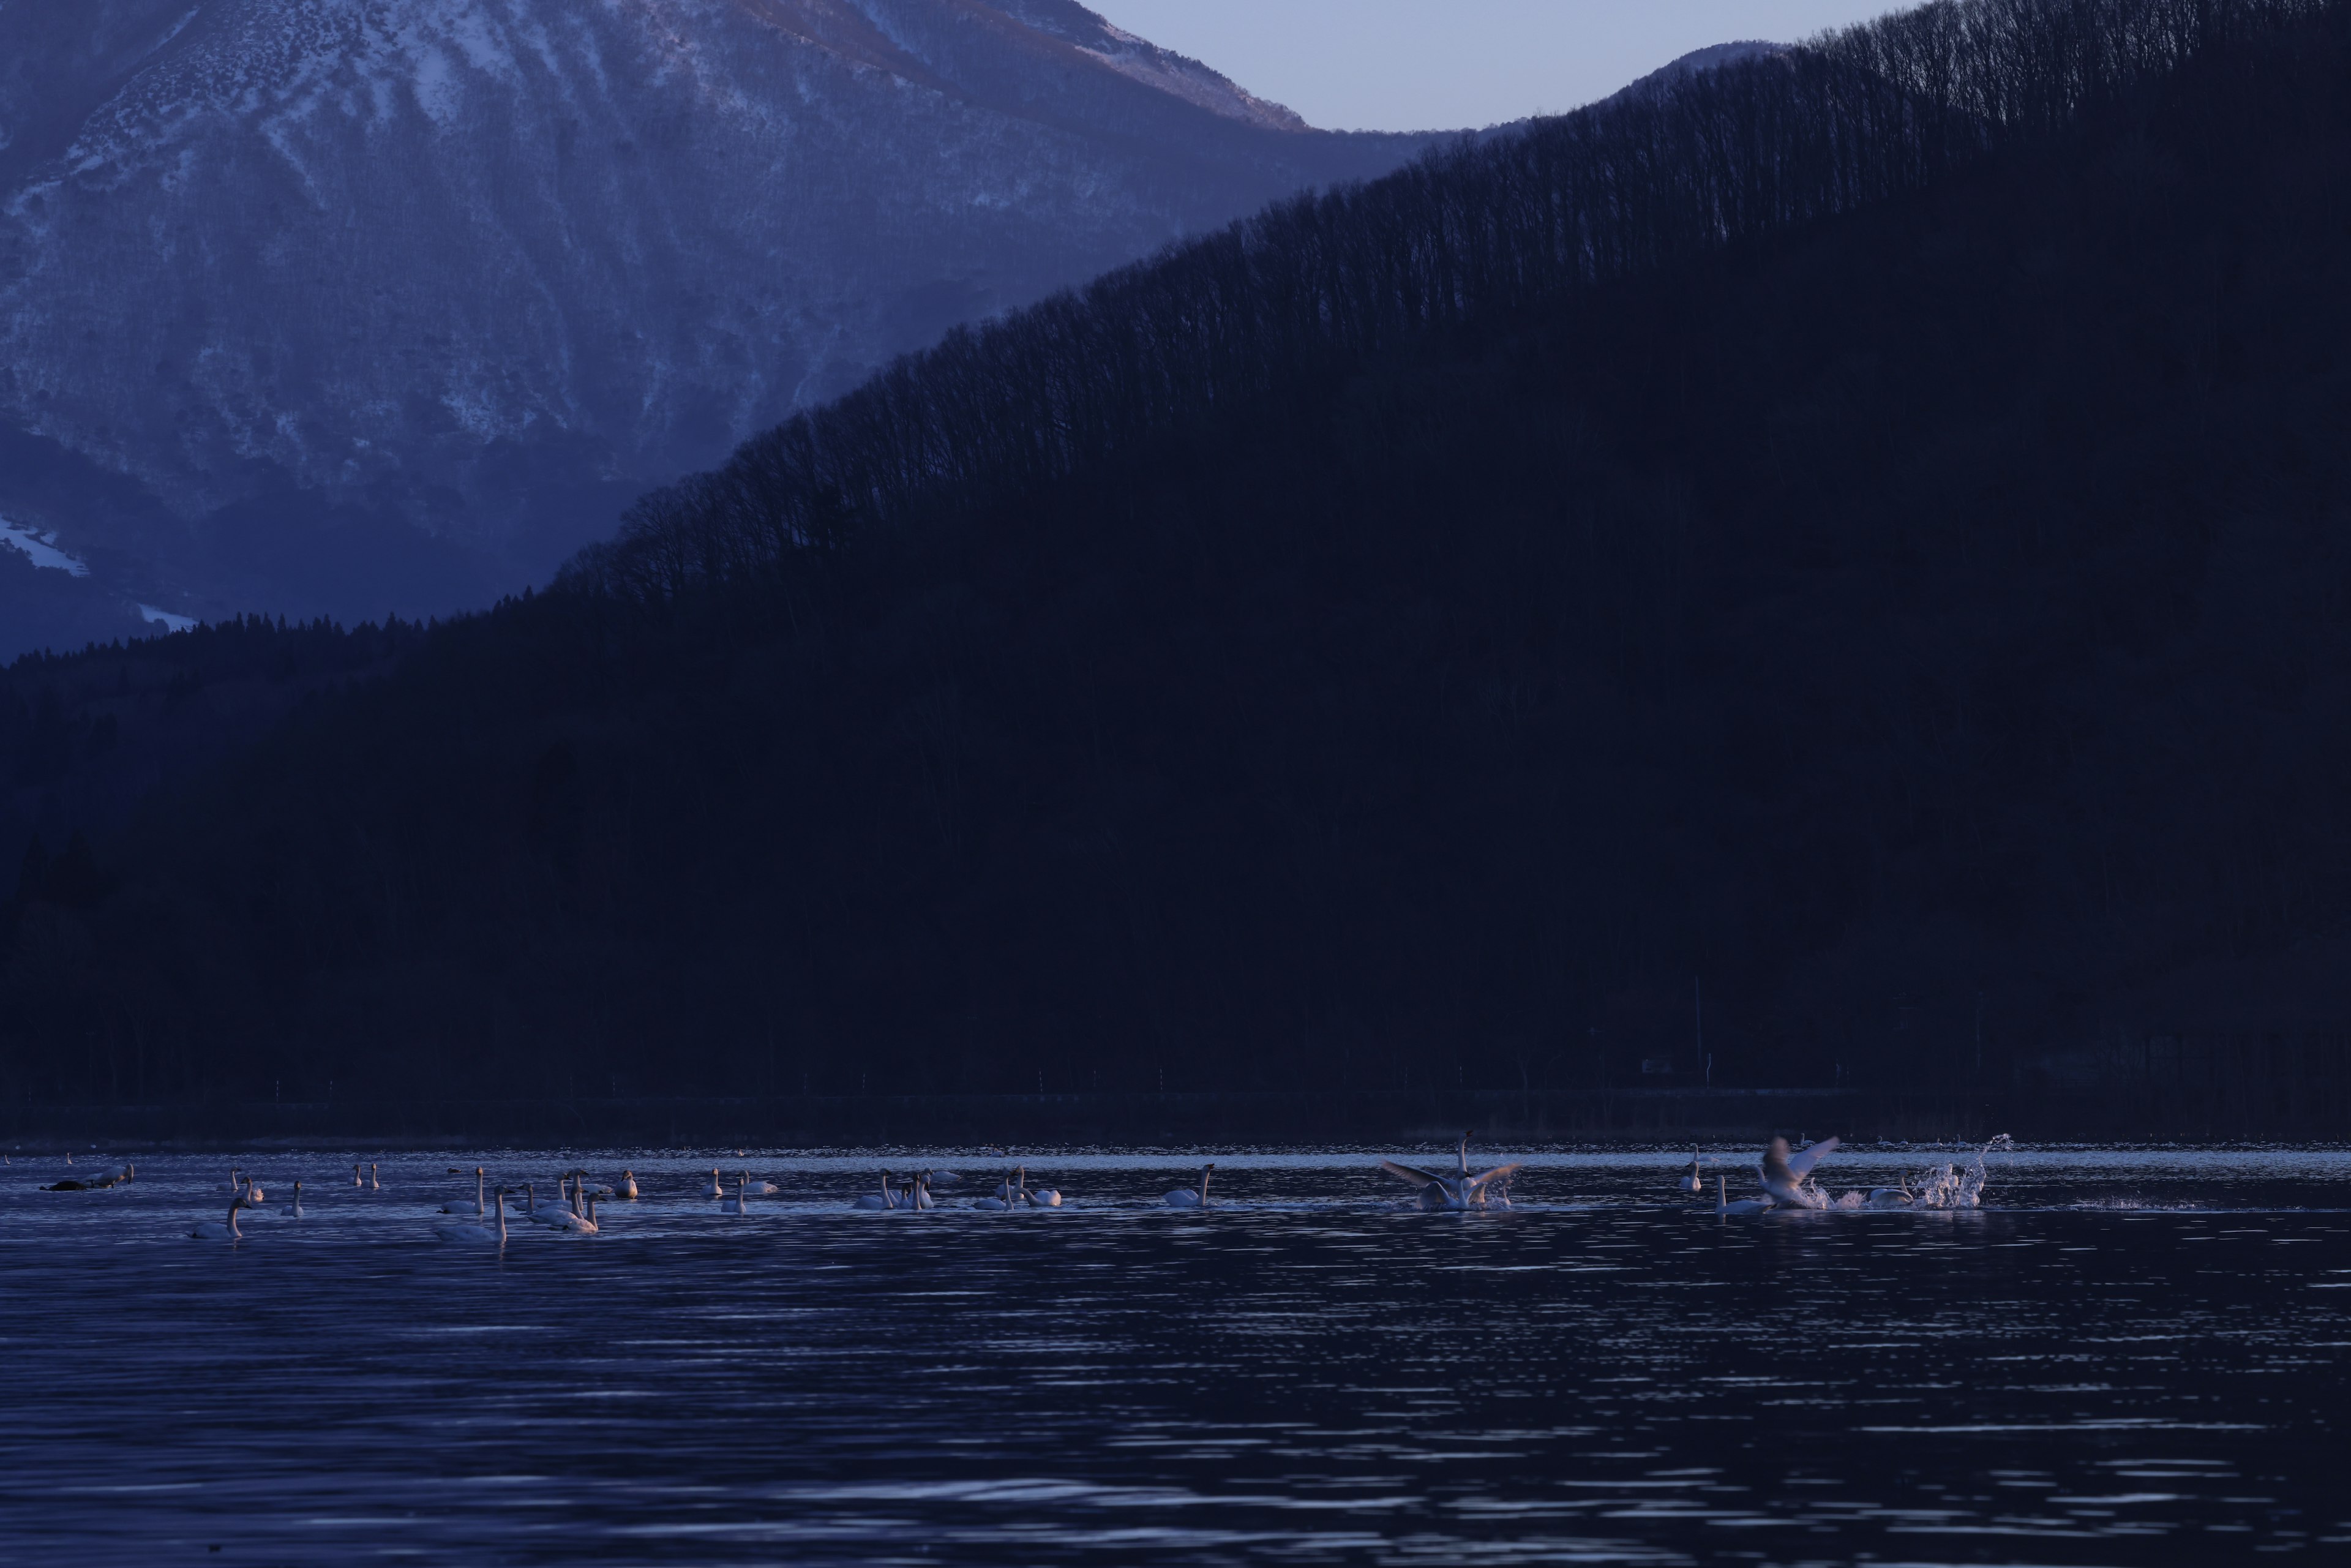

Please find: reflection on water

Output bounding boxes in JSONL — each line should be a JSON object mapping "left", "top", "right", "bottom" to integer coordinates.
{"left": 3, "top": 1147, "right": 2347, "bottom": 1564}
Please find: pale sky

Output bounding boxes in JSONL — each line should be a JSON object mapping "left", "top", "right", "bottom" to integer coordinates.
{"left": 1088, "top": 2, "right": 1911, "bottom": 132}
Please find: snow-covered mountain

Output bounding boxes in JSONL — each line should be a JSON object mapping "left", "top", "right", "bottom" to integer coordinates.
{"left": 0, "top": 0, "right": 1425, "bottom": 650}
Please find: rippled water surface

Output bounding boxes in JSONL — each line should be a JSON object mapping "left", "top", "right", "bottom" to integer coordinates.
{"left": 4, "top": 1146, "right": 2346, "bottom": 1565}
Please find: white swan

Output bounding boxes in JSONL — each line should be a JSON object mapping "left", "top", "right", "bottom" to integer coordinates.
{"left": 721, "top": 1176, "right": 748, "bottom": 1216}
{"left": 440, "top": 1168, "right": 487, "bottom": 1217}
{"left": 745, "top": 1172, "right": 778, "bottom": 1195}
{"left": 1678, "top": 1149, "right": 1704, "bottom": 1194}
{"left": 369, "top": 1163, "right": 380, "bottom": 1191}
{"left": 853, "top": 1171, "right": 899, "bottom": 1210}
{"left": 1380, "top": 1134, "right": 1520, "bottom": 1212}
{"left": 227, "top": 1166, "right": 245, "bottom": 1192}
{"left": 1163, "top": 1165, "right": 1213, "bottom": 1208}
{"left": 1026, "top": 1180, "right": 1062, "bottom": 1207}
{"left": 702, "top": 1168, "right": 725, "bottom": 1199}
{"left": 1715, "top": 1175, "right": 1772, "bottom": 1216}
{"left": 189, "top": 1191, "right": 256, "bottom": 1240}
{"left": 615, "top": 1171, "right": 639, "bottom": 1201}
{"left": 1760, "top": 1136, "right": 1840, "bottom": 1209}
{"left": 973, "top": 1169, "right": 1016, "bottom": 1211}
{"left": 902, "top": 1171, "right": 936, "bottom": 1210}
{"left": 353, "top": 1162, "right": 364, "bottom": 1187}
{"left": 282, "top": 1181, "right": 305, "bottom": 1218}
{"left": 240, "top": 1176, "right": 266, "bottom": 1206}
{"left": 435, "top": 1190, "right": 511, "bottom": 1245}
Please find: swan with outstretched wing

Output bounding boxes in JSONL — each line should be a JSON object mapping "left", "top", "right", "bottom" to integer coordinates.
{"left": 1759, "top": 1136, "right": 1840, "bottom": 1209}
{"left": 1381, "top": 1134, "right": 1521, "bottom": 1211}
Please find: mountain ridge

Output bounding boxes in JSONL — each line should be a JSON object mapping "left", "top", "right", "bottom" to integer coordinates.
{"left": 0, "top": 0, "right": 1424, "bottom": 651}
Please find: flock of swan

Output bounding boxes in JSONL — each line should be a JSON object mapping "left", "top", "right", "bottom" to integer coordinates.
{"left": 28, "top": 1132, "right": 2004, "bottom": 1241}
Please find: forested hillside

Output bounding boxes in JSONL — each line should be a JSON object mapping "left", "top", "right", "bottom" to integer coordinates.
{"left": 7, "top": 0, "right": 2350, "bottom": 1118}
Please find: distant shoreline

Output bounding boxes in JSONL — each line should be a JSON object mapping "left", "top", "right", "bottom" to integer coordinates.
{"left": 1, "top": 1085, "right": 2325, "bottom": 1150}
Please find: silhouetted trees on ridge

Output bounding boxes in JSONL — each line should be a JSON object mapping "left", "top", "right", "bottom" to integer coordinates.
{"left": 569, "top": 0, "right": 2328, "bottom": 609}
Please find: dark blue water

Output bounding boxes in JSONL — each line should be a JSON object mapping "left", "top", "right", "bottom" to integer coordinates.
{"left": 3, "top": 1147, "right": 2345, "bottom": 1564}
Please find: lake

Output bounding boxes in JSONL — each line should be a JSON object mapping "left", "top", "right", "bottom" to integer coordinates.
{"left": 3, "top": 1144, "right": 2344, "bottom": 1564}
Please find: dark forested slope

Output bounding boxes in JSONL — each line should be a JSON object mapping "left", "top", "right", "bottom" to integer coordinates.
{"left": 6, "top": 0, "right": 2350, "bottom": 1117}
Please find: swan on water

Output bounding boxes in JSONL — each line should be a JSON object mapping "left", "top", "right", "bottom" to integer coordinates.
{"left": 1760, "top": 1136, "right": 1840, "bottom": 1209}
{"left": 994, "top": 1167, "right": 1029, "bottom": 1201}
{"left": 282, "top": 1181, "right": 305, "bottom": 1218}
{"left": 1381, "top": 1134, "right": 1520, "bottom": 1212}
{"left": 744, "top": 1172, "right": 778, "bottom": 1195}
{"left": 902, "top": 1171, "right": 935, "bottom": 1210}
{"left": 354, "top": 1162, "right": 364, "bottom": 1187}
{"left": 972, "top": 1172, "right": 1013, "bottom": 1212}
{"left": 854, "top": 1171, "right": 899, "bottom": 1210}
{"left": 721, "top": 1176, "right": 748, "bottom": 1216}
{"left": 369, "top": 1163, "right": 380, "bottom": 1191}
{"left": 1715, "top": 1175, "right": 1772, "bottom": 1216}
{"left": 240, "top": 1176, "right": 266, "bottom": 1206}
{"left": 1678, "top": 1149, "right": 1705, "bottom": 1194}
{"left": 703, "top": 1168, "right": 725, "bottom": 1199}
{"left": 1163, "top": 1165, "right": 1213, "bottom": 1209}
{"left": 435, "top": 1189, "right": 512, "bottom": 1245}
{"left": 615, "top": 1171, "right": 639, "bottom": 1201}
{"left": 440, "top": 1168, "right": 488, "bottom": 1217}
{"left": 190, "top": 1191, "right": 257, "bottom": 1240}
{"left": 1026, "top": 1179, "right": 1062, "bottom": 1207}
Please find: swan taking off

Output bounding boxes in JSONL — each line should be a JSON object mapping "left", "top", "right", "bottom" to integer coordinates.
{"left": 1760, "top": 1136, "right": 1840, "bottom": 1209}
{"left": 1381, "top": 1134, "right": 1520, "bottom": 1212}
{"left": 1163, "top": 1165, "right": 1213, "bottom": 1208}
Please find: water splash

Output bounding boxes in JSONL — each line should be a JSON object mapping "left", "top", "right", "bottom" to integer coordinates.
{"left": 1829, "top": 1134, "right": 2013, "bottom": 1210}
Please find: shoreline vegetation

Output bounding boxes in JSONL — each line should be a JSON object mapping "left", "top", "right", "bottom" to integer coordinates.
{"left": 2, "top": 1081, "right": 2335, "bottom": 1150}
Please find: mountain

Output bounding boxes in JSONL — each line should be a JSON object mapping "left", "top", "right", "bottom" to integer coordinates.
{"left": 0, "top": 0, "right": 1426, "bottom": 654}
{"left": 7, "top": 0, "right": 2346, "bottom": 1131}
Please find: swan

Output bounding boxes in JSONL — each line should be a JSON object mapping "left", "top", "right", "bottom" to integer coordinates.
{"left": 1760, "top": 1136, "right": 1840, "bottom": 1209}
{"left": 702, "top": 1168, "right": 725, "bottom": 1199}
{"left": 1715, "top": 1175, "right": 1772, "bottom": 1216}
{"left": 746, "top": 1173, "right": 779, "bottom": 1195}
{"left": 190, "top": 1191, "right": 257, "bottom": 1240}
{"left": 353, "top": 1162, "right": 364, "bottom": 1187}
{"left": 902, "top": 1171, "right": 935, "bottom": 1210}
{"left": 973, "top": 1169, "right": 1015, "bottom": 1211}
{"left": 1678, "top": 1149, "right": 1705, "bottom": 1194}
{"left": 615, "top": 1171, "right": 639, "bottom": 1201}
{"left": 930, "top": 1170, "right": 963, "bottom": 1185}
{"left": 240, "top": 1176, "right": 266, "bottom": 1206}
{"left": 853, "top": 1171, "right": 899, "bottom": 1210}
{"left": 1380, "top": 1134, "right": 1520, "bottom": 1212}
{"left": 1163, "top": 1165, "right": 1213, "bottom": 1208}
{"left": 369, "top": 1163, "right": 380, "bottom": 1190}
{"left": 536, "top": 1184, "right": 601, "bottom": 1234}
{"left": 282, "top": 1181, "right": 305, "bottom": 1218}
{"left": 228, "top": 1166, "right": 246, "bottom": 1192}
{"left": 519, "top": 1183, "right": 576, "bottom": 1229}
{"left": 435, "top": 1190, "right": 512, "bottom": 1245}
{"left": 721, "top": 1177, "right": 748, "bottom": 1216}
{"left": 440, "top": 1168, "right": 488, "bottom": 1217}
{"left": 1026, "top": 1180, "right": 1062, "bottom": 1208}
{"left": 994, "top": 1167, "right": 1029, "bottom": 1201}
